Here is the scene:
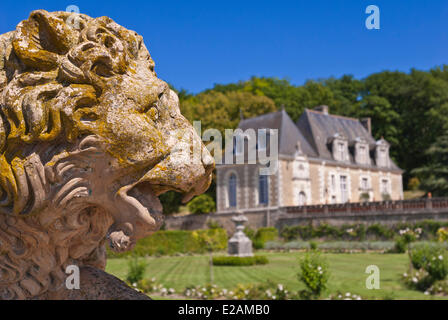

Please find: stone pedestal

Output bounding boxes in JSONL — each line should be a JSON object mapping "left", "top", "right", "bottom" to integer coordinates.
{"left": 228, "top": 212, "right": 253, "bottom": 257}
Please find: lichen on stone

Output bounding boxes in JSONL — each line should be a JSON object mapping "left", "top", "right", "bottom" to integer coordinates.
{"left": 0, "top": 10, "right": 214, "bottom": 300}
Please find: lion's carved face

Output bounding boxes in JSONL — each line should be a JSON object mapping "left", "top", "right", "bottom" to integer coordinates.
{"left": 0, "top": 10, "right": 214, "bottom": 299}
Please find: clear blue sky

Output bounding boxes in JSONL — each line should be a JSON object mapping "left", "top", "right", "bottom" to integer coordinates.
{"left": 1, "top": 0, "right": 447, "bottom": 93}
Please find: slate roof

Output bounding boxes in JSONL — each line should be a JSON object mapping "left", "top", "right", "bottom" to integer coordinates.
{"left": 238, "top": 109, "right": 316, "bottom": 157}
{"left": 297, "top": 109, "right": 375, "bottom": 158}
{"left": 237, "top": 107, "right": 402, "bottom": 172}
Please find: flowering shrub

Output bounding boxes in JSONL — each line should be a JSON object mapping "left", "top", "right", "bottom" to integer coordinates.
{"left": 393, "top": 228, "right": 422, "bottom": 253}
{"left": 403, "top": 243, "right": 448, "bottom": 293}
{"left": 182, "top": 282, "right": 296, "bottom": 300}
{"left": 402, "top": 269, "right": 433, "bottom": 291}
{"left": 437, "top": 227, "right": 448, "bottom": 242}
{"left": 134, "top": 277, "right": 158, "bottom": 293}
{"left": 131, "top": 277, "right": 176, "bottom": 296}
{"left": 184, "top": 284, "right": 223, "bottom": 300}
{"left": 298, "top": 252, "right": 330, "bottom": 299}
{"left": 400, "top": 228, "right": 422, "bottom": 243}
{"left": 425, "top": 253, "right": 448, "bottom": 281}
{"left": 411, "top": 244, "right": 448, "bottom": 280}
{"left": 426, "top": 279, "right": 448, "bottom": 295}
{"left": 280, "top": 221, "right": 448, "bottom": 242}
{"left": 327, "top": 291, "right": 363, "bottom": 300}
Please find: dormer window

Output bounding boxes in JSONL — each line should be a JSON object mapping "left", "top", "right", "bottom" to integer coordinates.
{"left": 375, "top": 138, "right": 390, "bottom": 168}
{"left": 330, "top": 133, "right": 348, "bottom": 162}
{"left": 337, "top": 142, "right": 345, "bottom": 160}
{"left": 378, "top": 148, "right": 386, "bottom": 165}
{"left": 354, "top": 138, "right": 370, "bottom": 165}
{"left": 359, "top": 145, "right": 366, "bottom": 162}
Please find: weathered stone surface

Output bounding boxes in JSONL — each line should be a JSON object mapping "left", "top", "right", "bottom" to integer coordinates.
{"left": 0, "top": 10, "right": 214, "bottom": 299}
{"left": 228, "top": 213, "right": 253, "bottom": 257}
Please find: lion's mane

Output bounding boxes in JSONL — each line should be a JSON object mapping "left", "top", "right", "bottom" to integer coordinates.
{"left": 0, "top": 10, "right": 151, "bottom": 299}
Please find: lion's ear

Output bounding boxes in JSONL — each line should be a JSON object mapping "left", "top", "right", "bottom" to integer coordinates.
{"left": 12, "top": 10, "right": 78, "bottom": 70}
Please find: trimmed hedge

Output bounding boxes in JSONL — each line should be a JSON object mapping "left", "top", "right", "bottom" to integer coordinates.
{"left": 212, "top": 255, "right": 269, "bottom": 266}
{"left": 265, "top": 240, "right": 395, "bottom": 252}
{"left": 107, "top": 228, "right": 228, "bottom": 258}
{"left": 280, "top": 221, "right": 448, "bottom": 242}
{"left": 245, "top": 227, "right": 278, "bottom": 249}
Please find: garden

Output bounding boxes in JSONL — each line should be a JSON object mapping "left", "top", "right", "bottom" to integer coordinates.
{"left": 105, "top": 221, "right": 448, "bottom": 300}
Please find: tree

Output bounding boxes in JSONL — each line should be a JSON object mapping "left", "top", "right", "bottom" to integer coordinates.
{"left": 412, "top": 129, "right": 448, "bottom": 196}
{"left": 159, "top": 191, "right": 183, "bottom": 215}
{"left": 180, "top": 90, "right": 276, "bottom": 134}
{"left": 177, "top": 65, "right": 448, "bottom": 193}
{"left": 187, "top": 194, "right": 216, "bottom": 214}
{"left": 357, "top": 95, "right": 400, "bottom": 156}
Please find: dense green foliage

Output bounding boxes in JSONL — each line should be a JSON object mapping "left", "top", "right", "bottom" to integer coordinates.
{"left": 212, "top": 255, "right": 269, "bottom": 266}
{"left": 107, "top": 252, "right": 448, "bottom": 299}
{"left": 412, "top": 129, "right": 448, "bottom": 196}
{"left": 403, "top": 243, "right": 448, "bottom": 291}
{"left": 162, "top": 67, "right": 448, "bottom": 215}
{"left": 245, "top": 227, "right": 279, "bottom": 249}
{"left": 125, "top": 257, "right": 148, "bottom": 284}
{"left": 107, "top": 229, "right": 228, "bottom": 258}
{"left": 280, "top": 221, "right": 448, "bottom": 242}
{"left": 187, "top": 194, "right": 216, "bottom": 214}
{"left": 298, "top": 251, "right": 330, "bottom": 299}
{"left": 158, "top": 191, "right": 183, "bottom": 215}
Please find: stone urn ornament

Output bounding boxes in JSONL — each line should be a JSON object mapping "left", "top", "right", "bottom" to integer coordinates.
{"left": 0, "top": 10, "right": 214, "bottom": 299}
{"left": 228, "top": 211, "right": 253, "bottom": 257}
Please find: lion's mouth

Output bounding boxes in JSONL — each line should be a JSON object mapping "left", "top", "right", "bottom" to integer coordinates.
{"left": 108, "top": 180, "right": 165, "bottom": 252}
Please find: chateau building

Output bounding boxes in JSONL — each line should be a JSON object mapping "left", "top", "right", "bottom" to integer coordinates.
{"left": 216, "top": 106, "right": 404, "bottom": 213}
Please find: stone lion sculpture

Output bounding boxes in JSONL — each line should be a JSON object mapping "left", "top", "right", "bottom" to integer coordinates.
{"left": 0, "top": 10, "right": 214, "bottom": 299}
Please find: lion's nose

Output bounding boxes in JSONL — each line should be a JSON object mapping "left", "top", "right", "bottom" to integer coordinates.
{"left": 139, "top": 143, "right": 214, "bottom": 200}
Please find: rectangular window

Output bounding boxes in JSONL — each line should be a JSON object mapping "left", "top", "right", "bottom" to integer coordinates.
{"left": 361, "top": 177, "right": 368, "bottom": 190}
{"left": 378, "top": 148, "right": 387, "bottom": 167}
{"left": 381, "top": 179, "right": 389, "bottom": 194}
{"left": 259, "top": 175, "right": 269, "bottom": 205}
{"left": 331, "top": 175, "right": 335, "bottom": 191}
{"left": 340, "top": 175, "right": 348, "bottom": 203}
{"left": 338, "top": 142, "right": 345, "bottom": 161}
{"left": 359, "top": 145, "right": 366, "bottom": 163}
{"left": 228, "top": 174, "right": 237, "bottom": 207}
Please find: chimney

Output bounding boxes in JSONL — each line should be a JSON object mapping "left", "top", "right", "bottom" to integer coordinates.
{"left": 360, "top": 117, "right": 372, "bottom": 135}
{"left": 314, "top": 105, "right": 329, "bottom": 115}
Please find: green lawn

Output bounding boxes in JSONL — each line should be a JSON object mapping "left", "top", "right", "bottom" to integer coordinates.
{"left": 106, "top": 251, "right": 448, "bottom": 300}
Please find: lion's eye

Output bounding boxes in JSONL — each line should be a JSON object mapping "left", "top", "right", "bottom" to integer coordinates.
{"left": 146, "top": 107, "right": 159, "bottom": 121}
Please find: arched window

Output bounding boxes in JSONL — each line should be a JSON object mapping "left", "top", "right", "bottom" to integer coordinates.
{"left": 259, "top": 174, "right": 269, "bottom": 205}
{"left": 298, "top": 192, "right": 306, "bottom": 206}
{"left": 228, "top": 173, "right": 237, "bottom": 207}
